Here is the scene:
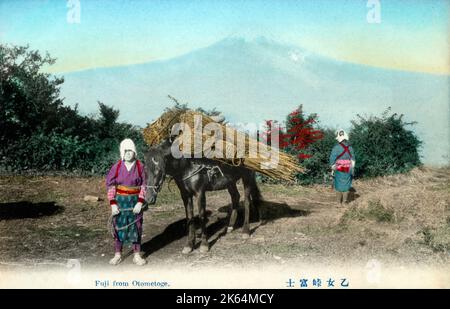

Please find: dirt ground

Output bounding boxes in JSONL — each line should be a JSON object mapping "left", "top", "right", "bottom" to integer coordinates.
{"left": 0, "top": 167, "right": 449, "bottom": 272}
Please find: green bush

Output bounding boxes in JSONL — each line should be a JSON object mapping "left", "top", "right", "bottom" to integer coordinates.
{"left": 350, "top": 108, "right": 422, "bottom": 177}
{"left": 5, "top": 132, "right": 87, "bottom": 171}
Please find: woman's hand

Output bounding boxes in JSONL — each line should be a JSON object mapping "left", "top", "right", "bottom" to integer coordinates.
{"left": 133, "top": 202, "right": 143, "bottom": 214}
{"left": 111, "top": 204, "right": 120, "bottom": 216}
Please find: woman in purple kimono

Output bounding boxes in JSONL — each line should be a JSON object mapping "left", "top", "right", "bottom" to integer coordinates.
{"left": 106, "top": 138, "right": 147, "bottom": 266}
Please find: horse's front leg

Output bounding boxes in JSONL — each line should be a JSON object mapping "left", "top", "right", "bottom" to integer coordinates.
{"left": 242, "top": 184, "right": 251, "bottom": 239}
{"left": 182, "top": 195, "right": 195, "bottom": 254}
{"left": 197, "top": 190, "right": 209, "bottom": 253}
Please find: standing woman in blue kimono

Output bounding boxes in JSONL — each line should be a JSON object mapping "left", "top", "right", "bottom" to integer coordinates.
{"left": 329, "top": 129, "right": 355, "bottom": 205}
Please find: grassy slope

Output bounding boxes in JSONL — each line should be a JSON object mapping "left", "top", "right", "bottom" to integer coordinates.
{"left": 0, "top": 167, "right": 448, "bottom": 269}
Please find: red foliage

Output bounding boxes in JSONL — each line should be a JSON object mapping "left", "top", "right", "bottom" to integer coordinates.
{"left": 262, "top": 106, "right": 324, "bottom": 160}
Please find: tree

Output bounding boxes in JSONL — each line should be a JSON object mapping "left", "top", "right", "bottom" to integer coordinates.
{"left": 262, "top": 105, "right": 326, "bottom": 184}
{"left": 280, "top": 105, "right": 324, "bottom": 159}
{"left": 0, "top": 44, "right": 145, "bottom": 174}
{"left": 97, "top": 101, "right": 120, "bottom": 139}
{"left": 0, "top": 44, "right": 64, "bottom": 143}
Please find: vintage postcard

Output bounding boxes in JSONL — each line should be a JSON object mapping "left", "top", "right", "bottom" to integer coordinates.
{"left": 0, "top": 0, "right": 449, "bottom": 292}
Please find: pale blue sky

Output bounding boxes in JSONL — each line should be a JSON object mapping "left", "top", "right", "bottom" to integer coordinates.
{"left": 0, "top": 0, "right": 448, "bottom": 73}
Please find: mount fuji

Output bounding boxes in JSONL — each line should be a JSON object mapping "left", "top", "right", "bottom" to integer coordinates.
{"left": 59, "top": 36, "right": 449, "bottom": 165}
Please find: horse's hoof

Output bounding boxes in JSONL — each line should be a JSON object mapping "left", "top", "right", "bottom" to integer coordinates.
{"left": 242, "top": 233, "right": 250, "bottom": 240}
{"left": 227, "top": 226, "right": 234, "bottom": 233}
{"left": 182, "top": 247, "right": 193, "bottom": 254}
{"left": 200, "top": 245, "right": 209, "bottom": 253}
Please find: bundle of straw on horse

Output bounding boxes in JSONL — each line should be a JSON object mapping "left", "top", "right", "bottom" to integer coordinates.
{"left": 142, "top": 108, "right": 304, "bottom": 182}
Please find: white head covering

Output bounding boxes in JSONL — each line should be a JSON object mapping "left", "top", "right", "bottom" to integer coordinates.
{"left": 335, "top": 129, "right": 349, "bottom": 143}
{"left": 120, "top": 138, "right": 137, "bottom": 160}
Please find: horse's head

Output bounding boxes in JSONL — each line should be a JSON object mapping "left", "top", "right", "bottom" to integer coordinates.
{"left": 143, "top": 139, "right": 172, "bottom": 205}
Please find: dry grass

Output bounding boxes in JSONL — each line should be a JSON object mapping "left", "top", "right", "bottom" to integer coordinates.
{"left": 0, "top": 167, "right": 449, "bottom": 268}
{"left": 142, "top": 108, "right": 304, "bottom": 181}
{"left": 337, "top": 167, "right": 450, "bottom": 257}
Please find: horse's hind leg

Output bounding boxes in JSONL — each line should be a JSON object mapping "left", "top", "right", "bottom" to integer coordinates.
{"left": 248, "top": 171, "right": 262, "bottom": 223}
{"left": 197, "top": 190, "right": 209, "bottom": 253}
{"left": 227, "top": 183, "right": 240, "bottom": 233}
{"left": 182, "top": 195, "right": 195, "bottom": 254}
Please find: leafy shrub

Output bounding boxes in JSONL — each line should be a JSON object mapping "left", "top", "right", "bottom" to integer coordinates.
{"left": 295, "top": 127, "right": 336, "bottom": 185}
{"left": 350, "top": 108, "right": 422, "bottom": 177}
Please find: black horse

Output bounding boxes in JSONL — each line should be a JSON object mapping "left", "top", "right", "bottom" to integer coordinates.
{"left": 143, "top": 139, "right": 261, "bottom": 254}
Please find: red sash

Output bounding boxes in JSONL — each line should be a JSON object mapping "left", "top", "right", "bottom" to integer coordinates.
{"left": 336, "top": 143, "right": 352, "bottom": 161}
{"left": 335, "top": 144, "right": 352, "bottom": 173}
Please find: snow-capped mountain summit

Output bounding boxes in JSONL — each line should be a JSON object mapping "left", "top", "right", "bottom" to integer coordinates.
{"left": 60, "top": 36, "right": 449, "bottom": 165}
